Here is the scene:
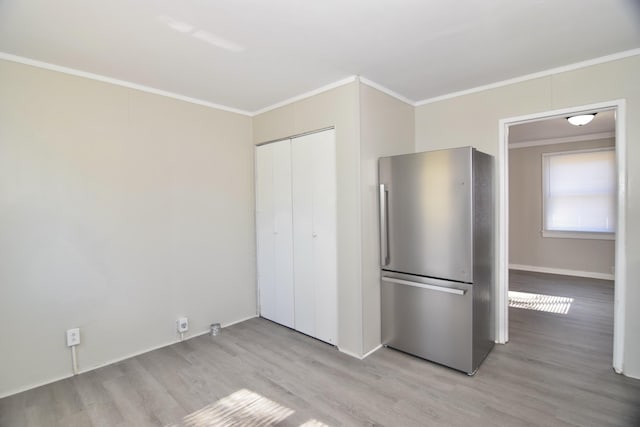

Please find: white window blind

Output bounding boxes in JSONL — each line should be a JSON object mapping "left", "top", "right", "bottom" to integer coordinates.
{"left": 543, "top": 148, "right": 616, "bottom": 237}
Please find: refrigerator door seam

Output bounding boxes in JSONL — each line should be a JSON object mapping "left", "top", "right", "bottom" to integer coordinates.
{"left": 381, "top": 276, "right": 466, "bottom": 295}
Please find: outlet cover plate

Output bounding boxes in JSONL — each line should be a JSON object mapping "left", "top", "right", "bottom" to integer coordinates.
{"left": 66, "top": 328, "right": 80, "bottom": 347}
{"left": 177, "top": 317, "right": 189, "bottom": 333}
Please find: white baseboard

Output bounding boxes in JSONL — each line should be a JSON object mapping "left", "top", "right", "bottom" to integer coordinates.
{"left": 75, "top": 329, "right": 213, "bottom": 375}
{"left": 338, "top": 348, "right": 365, "bottom": 360}
{"left": 362, "top": 344, "right": 383, "bottom": 359}
{"left": 509, "top": 264, "right": 614, "bottom": 281}
{"left": 82, "top": 315, "right": 258, "bottom": 374}
{"left": 0, "top": 315, "right": 259, "bottom": 399}
{"left": 222, "top": 314, "right": 258, "bottom": 328}
{"left": 0, "top": 373, "right": 75, "bottom": 400}
{"left": 339, "top": 344, "right": 383, "bottom": 360}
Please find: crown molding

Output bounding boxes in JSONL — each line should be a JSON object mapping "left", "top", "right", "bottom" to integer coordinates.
{"left": 358, "top": 77, "right": 415, "bottom": 106}
{"left": 253, "top": 75, "right": 416, "bottom": 116}
{"left": 415, "top": 48, "right": 640, "bottom": 107}
{"left": 251, "top": 76, "right": 358, "bottom": 116}
{"left": 509, "top": 264, "right": 614, "bottom": 281}
{"left": 0, "top": 52, "right": 253, "bottom": 116}
{"left": 0, "top": 52, "right": 357, "bottom": 117}
{"left": 4, "top": 47, "right": 639, "bottom": 118}
{"left": 509, "top": 131, "right": 615, "bottom": 149}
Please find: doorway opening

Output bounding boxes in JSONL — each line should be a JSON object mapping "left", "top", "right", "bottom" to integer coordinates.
{"left": 497, "top": 100, "right": 626, "bottom": 374}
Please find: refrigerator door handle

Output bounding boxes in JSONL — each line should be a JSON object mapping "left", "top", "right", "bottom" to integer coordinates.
{"left": 381, "top": 276, "right": 466, "bottom": 296}
{"left": 379, "top": 184, "right": 390, "bottom": 266}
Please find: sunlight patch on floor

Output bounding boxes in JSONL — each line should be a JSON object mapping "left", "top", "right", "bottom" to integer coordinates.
{"left": 168, "top": 388, "right": 331, "bottom": 427}
{"left": 509, "top": 291, "right": 573, "bottom": 314}
{"left": 300, "top": 420, "right": 331, "bottom": 427}
{"left": 172, "top": 389, "right": 293, "bottom": 426}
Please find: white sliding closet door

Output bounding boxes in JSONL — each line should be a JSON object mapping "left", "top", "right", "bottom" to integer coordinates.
{"left": 292, "top": 130, "right": 337, "bottom": 344}
{"left": 255, "top": 140, "right": 294, "bottom": 328}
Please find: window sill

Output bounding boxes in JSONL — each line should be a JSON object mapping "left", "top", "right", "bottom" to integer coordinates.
{"left": 541, "top": 230, "right": 615, "bottom": 240}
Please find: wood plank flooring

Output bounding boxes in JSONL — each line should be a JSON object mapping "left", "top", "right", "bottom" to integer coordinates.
{"left": 1, "top": 270, "right": 639, "bottom": 426}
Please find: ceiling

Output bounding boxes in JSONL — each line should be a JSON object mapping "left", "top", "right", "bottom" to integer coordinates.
{"left": 509, "top": 110, "right": 616, "bottom": 144}
{"left": 1, "top": 1, "right": 639, "bottom": 114}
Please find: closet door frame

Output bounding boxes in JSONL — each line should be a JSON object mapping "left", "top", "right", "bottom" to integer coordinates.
{"left": 255, "top": 127, "right": 337, "bottom": 344}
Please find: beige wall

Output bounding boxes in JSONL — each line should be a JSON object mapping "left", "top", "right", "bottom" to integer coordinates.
{"left": 0, "top": 60, "right": 256, "bottom": 397}
{"left": 509, "top": 138, "right": 615, "bottom": 275}
{"left": 252, "top": 81, "right": 414, "bottom": 356}
{"left": 415, "top": 55, "right": 640, "bottom": 378}
{"left": 359, "top": 84, "right": 414, "bottom": 353}
{"left": 252, "top": 82, "right": 364, "bottom": 356}
{"left": 3, "top": 51, "right": 639, "bottom": 397}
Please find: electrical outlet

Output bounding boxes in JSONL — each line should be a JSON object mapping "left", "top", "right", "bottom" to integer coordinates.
{"left": 177, "top": 317, "right": 189, "bottom": 333}
{"left": 66, "top": 328, "right": 80, "bottom": 347}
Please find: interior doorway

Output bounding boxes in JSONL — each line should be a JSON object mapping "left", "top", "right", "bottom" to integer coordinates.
{"left": 497, "top": 100, "right": 627, "bottom": 374}
{"left": 506, "top": 110, "right": 617, "bottom": 372}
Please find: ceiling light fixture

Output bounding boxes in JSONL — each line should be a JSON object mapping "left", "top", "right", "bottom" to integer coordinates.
{"left": 567, "top": 113, "right": 596, "bottom": 126}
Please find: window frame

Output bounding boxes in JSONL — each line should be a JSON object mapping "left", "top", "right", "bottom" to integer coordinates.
{"left": 541, "top": 146, "right": 616, "bottom": 240}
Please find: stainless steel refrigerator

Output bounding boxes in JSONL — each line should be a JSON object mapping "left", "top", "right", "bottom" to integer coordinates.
{"left": 379, "top": 146, "right": 494, "bottom": 375}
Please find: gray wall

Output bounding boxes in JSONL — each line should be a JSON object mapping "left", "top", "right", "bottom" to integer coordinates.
{"left": 0, "top": 59, "right": 257, "bottom": 397}
{"left": 509, "top": 138, "right": 615, "bottom": 276}
{"left": 415, "top": 55, "right": 640, "bottom": 378}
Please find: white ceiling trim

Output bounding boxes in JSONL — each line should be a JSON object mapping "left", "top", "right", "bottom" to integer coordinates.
{"left": 3, "top": 48, "right": 639, "bottom": 119}
{"left": 509, "top": 131, "right": 615, "bottom": 149}
{"left": 415, "top": 48, "right": 640, "bottom": 107}
{"left": 0, "top": 50, "right": 359, "bottom": 117}
{"left": 359, "top": 77, "right": 415, "bottom": 106}
{"left": 250, "top": 76, "right": 358, "bottom": 116}
{"left": 0, "top": 52, "right": 253, "bottom": 116}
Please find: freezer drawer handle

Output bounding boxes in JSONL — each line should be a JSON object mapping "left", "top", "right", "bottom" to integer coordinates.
{"left": 381, "top": 276, "right": 466, "bottom": 295}
{"left": 379, "top": 184, "right": 390, "bottom": 266}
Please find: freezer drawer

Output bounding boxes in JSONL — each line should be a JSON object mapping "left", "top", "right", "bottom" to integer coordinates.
{"left": 381, "top": 274, "right": 474, "bottom": 373}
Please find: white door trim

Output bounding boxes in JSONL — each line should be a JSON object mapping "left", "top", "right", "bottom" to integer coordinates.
{"left": 497, "top": 99, "right": 626, "bottom": 374}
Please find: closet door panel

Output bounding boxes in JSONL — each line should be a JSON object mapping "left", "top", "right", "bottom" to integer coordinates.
{"left": 272, "top": 141, "right": 295, "bottom": 328}
{"left": 256, "top": 141, "right": 294, "bottom": 328}
{"left": 310, "top": 130, "right": 337, "bottom": 344}
{"left": 272, "top": 140, "right": 294, "bottom": 328}
{"left": 256, "top": 143, "right": 276, "bottom": 322}
{"left": 292, "top": 130, "right": 337, "bottom": 344}
{"left": 292, "top": 138, "right": 315, "bottom": 336}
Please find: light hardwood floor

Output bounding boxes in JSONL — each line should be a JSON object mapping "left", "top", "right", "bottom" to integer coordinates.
{"left": 1, "top": 271, "right": 639, "bottom": 426}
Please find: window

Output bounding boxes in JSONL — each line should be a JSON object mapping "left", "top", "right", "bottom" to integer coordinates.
{"left": 542, "top": 148, "right": 616, "bottom": 239}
